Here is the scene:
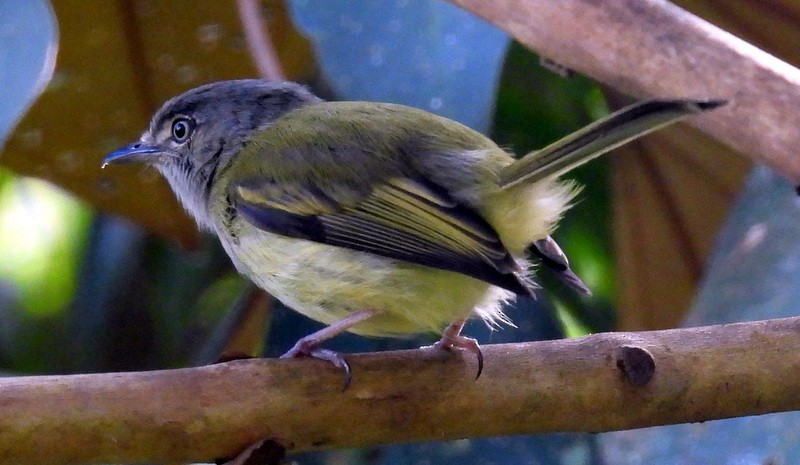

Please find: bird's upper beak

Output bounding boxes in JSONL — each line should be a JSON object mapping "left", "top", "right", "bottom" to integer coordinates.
{"left": 102, "top": 142, "right": 162, "bottom": 168}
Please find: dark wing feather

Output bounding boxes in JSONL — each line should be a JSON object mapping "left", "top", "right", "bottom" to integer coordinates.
{"left": 231, "top": 176, "right": 533, "bottom": 296}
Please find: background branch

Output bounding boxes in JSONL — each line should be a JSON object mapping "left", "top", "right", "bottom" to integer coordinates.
{"left": 448, "top": 0, "right": 800, "bottom": 181}
{"left": 3, "top": 317, "right": 800, "bottom": 464}
{"left": 237, "top": 0, "right": 286, "bottom": 80}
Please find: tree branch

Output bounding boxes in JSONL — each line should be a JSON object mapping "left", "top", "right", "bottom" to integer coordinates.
{"left": 448, "top": 0, "right": 800, "bottom": 181}
{"left": 236, "top": 0, "right": 286, "bottom": 80}
{"left": 3, "top": 317, "right": 800, "bottom": 464}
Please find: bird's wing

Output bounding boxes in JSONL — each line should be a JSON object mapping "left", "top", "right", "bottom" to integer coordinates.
{"left": 230, "top": 175, "right": 532, "bottom": 296}
{"left": 225, "top": 102, "right": 532, "bottom": 295}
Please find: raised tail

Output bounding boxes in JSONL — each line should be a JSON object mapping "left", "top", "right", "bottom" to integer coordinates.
{"left": 498, "top": 99, "right": 726, "bottom": 188}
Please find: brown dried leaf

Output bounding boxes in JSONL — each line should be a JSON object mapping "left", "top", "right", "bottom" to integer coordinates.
{"left": 613, "top": 0, "right": 798, "bottom": 329}
{"left": 0, "top": 0, "right": 312, "bottom": 246}
{"left": 612, "top": 126, "right": 750, "bottom": 329}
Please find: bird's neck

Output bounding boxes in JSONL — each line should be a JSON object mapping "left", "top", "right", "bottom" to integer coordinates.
{"left": 156, "top": 163, "right": 216, "bottom": 232}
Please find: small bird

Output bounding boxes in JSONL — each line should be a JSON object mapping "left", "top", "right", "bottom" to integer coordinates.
{"left": 104, "top": 79, "right": 722, "bottom": 379}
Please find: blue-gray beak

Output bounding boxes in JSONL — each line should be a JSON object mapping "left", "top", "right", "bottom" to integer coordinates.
{"left": 102, "top": 143, "right": 162, "bottom": 168}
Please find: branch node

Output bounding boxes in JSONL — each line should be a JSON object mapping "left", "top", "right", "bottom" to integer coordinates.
{"left": 539, "top": 56, "right": 575, "bottom": 78}
{"left": 615, "top": 345, "right": 656, "bottom": 386}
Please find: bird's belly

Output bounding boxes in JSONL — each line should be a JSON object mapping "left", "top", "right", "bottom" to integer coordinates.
{"left": 217, "top": 223, "right": 513, "bottom": 337}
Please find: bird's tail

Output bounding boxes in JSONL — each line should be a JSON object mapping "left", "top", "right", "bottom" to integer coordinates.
{"left": 497, "top": 99, "right": 726, "bottom": 189}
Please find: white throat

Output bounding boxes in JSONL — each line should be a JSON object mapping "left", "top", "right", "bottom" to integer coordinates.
{"left": 156, "top": 163, "right": 216, "bottom": 232}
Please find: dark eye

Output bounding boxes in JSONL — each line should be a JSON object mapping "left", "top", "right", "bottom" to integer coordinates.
{"left": 171, "top": 117, "right": 193, "bottom": 143}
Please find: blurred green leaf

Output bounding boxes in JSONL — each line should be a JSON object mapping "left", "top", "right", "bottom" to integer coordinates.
{"left": 492, "top": 42, "right": 615, "bottom": 331}
{"left": 0, "top": 169, "right": 90, "bottom": 315}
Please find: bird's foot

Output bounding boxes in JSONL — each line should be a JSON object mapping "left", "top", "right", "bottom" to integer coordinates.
{"left": 430, "top": 333, "right": 484, "bottom": 379}
{"left": 279, "top": 309, "right": 376, "bottom": 389}
{"left": 281, "top": 338, "right": 351, "bottom": 389}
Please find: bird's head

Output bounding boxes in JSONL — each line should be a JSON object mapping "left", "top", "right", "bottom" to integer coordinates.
{"left": 103, "top": 79, "right": 321, "bottom": 229}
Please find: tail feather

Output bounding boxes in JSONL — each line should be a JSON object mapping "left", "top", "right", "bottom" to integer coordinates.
{"left": 498, "top": 99, "right": 726, "bottom": 188}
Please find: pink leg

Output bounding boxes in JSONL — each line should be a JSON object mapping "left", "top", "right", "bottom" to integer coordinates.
{"left": 431, "top": 319, "right": 484, "bottom": 379}
{"left": 281, "top": 309, "right": 376, "bottom": 388}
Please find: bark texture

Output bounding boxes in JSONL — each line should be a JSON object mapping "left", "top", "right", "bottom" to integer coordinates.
{"left": 2, "top": 317, "right": 800, "bottom": 464}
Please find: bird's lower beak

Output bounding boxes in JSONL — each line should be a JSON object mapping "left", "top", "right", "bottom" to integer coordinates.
{"left": 102, "top": 143, "right": 162, "bottom": 168}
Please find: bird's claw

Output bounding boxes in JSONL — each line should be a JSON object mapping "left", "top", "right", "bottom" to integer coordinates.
{"left": 281, "top": 343, "right": 352, "bottom": 390}
{"left": 430, "top": 335, "right": 484, "bottom": 379}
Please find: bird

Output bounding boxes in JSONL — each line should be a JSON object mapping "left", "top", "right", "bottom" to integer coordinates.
{"left": 103, "top": 79, "right": 722, "bottom": 381}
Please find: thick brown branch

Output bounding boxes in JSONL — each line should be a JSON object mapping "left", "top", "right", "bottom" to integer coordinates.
{"left": 448, "top": 0, "right": 800, "bottom": 181}
{"left": 2, "top": 317, "right": 800, "bottom": 464}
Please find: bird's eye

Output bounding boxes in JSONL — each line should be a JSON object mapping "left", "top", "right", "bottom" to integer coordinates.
{"left": 171, "top": 117, "right": 193, "bottom": 143}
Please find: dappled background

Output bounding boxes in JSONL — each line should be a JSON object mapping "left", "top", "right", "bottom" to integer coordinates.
{"left": 0, "top": 0, "right": 798, "bottom": 464}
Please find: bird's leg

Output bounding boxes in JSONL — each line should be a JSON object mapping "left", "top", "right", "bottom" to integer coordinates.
{"left": 218, "top": 311, "right": 376, "bottom": 462}
{"left": 281, "top": 309, "right": 376, "bottom": 388}
{"left": 430, "top": 319, "right": 484, "bottom": 379}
